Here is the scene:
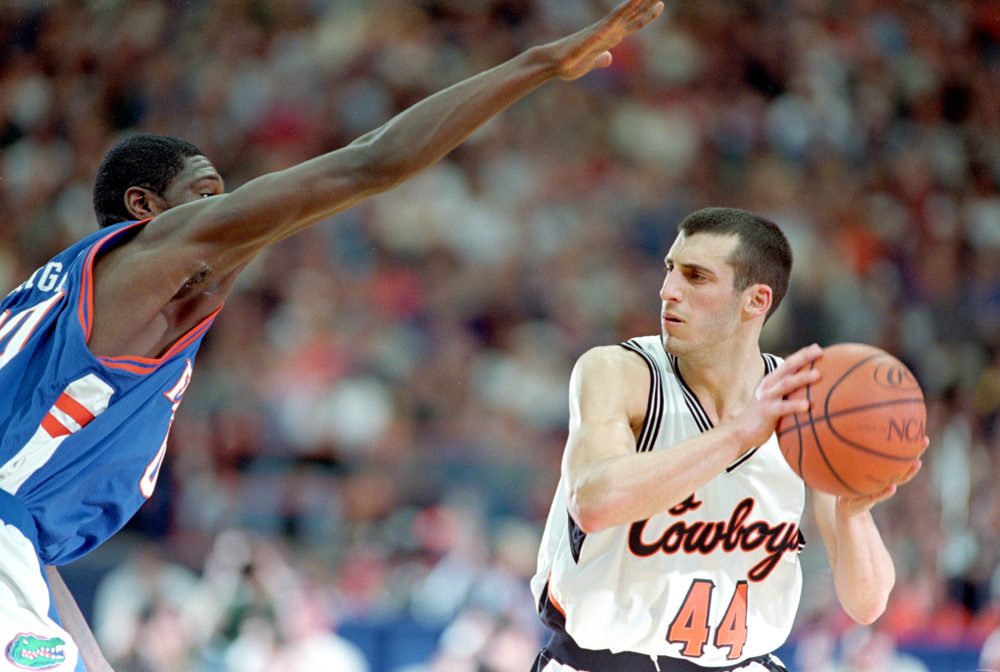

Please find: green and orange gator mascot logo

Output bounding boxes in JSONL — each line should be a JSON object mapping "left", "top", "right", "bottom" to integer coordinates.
{"left": 5, "top": 632, "right": 66, "bottom": 670}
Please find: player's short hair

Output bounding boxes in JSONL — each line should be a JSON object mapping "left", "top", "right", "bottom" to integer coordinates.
{"left": 93, "top": 134, "right": 204, "bottom": 228}
{"left": 678, "top": 207, "right": 792, "bottom": 320}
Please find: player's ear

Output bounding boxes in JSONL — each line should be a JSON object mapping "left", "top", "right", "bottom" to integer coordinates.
{"left": 744, "top": 284, "right": 772, "bottom": 320}
{"left": 124, "top": 186, "right": 166, "bottom": 220}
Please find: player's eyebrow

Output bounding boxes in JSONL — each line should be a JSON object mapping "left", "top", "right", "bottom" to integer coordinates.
{"left": 664, "top": 256, "right": 717, "bottom": 278}
{"left": 193, "top": 175, "right": 224, "bottom": 187}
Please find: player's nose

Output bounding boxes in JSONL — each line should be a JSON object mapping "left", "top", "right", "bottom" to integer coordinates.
{"left": 660, "top": 272, "right": 681, "bottom": 302}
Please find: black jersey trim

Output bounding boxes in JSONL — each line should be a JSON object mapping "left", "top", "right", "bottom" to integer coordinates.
{"left": 568, "top": 511, "right": 587, "bottom": 563}
{"left": 669, "top": 352, "right": 780, "bottom": 472}
{"left": 726, "top": 447, "right": 759, "bottom": 472}
{"left": 725, "top": 354, "right": 780, "bottom": 472}
{"left": 620, "top": 339, "right": 664, "bottom": 453}
{"left": 668, "top": 352, "right": 779, "bottom": 434}
{"left": 536, "top": 578, "right": 568, "bottom": 634}
{"left": 763, "top": 353, "right": 779, "bottom": 375}
{"left": 667, "top": 353, "right": 713, "bottom": 433}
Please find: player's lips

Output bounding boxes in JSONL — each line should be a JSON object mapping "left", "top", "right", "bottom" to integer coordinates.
{"left": 662, "top": 312, "right": 684, "bottom": 325}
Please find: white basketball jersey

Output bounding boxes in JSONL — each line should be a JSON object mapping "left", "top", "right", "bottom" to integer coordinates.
{"left": 531, "top": 336, "right": 805, "bottom": 667}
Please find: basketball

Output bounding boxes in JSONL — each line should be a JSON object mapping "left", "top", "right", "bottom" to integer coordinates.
{"left": 776, "top": 343, "right": 926, "bottom": 498}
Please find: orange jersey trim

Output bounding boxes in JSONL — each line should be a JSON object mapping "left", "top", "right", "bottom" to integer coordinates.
{"left": 78, "top": 219, "right": 222, "bottom": 375}
{"left": 79, "top": 219, "right": 150, "bottom": 340}
{"left": 96, "top": 306, "right": 221, "bottom": 373}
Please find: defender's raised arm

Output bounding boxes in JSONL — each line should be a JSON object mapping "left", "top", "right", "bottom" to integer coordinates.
{"left": 90, "top": 0, "right": 664, "bottom": 358}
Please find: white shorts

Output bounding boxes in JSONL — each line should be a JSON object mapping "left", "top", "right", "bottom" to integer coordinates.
{"left": 0, "top": 491, "right": 80, "bottom": 671}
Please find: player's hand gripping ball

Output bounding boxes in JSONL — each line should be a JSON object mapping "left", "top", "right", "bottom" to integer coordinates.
{"left": 777, "top": 343, "right": 927, "bottom": 497}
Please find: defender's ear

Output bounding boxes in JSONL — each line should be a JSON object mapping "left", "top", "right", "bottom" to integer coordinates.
{"left": 124, "top": 186, "right": 167, "bottom": 220}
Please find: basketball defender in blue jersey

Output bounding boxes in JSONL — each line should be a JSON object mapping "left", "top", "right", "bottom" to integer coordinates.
{"left": 0, "top": 3, "right": 665, "bottom": 669}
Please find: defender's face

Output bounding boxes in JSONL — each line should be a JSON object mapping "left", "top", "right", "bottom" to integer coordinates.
{"left": 161, "top": 155, "right": 225, "bottom": 208}
{"left": 659, "top": 232, "right": 743, "bottom": 355}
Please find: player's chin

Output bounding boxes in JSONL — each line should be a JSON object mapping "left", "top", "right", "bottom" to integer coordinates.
{"left": 662, "top": 332, "right": 685, "bottom": 355}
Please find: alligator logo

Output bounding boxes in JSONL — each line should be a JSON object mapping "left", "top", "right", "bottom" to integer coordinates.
{"left": 5, "top": 633, "right": 66, "bottom": 669}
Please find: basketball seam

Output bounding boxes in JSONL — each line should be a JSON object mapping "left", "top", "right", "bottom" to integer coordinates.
{"left": 806, "top": 359, "right": 865, "bottom": 496}
{"left": 824, "top": 354, "right": 923, "bottom": 463}
{"left": 776, "top": 398, "right": 925, "bottom": 437}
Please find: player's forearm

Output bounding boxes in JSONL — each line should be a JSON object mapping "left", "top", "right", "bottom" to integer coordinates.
{"left": 568, "top": 424, "right": 750, "bottom": 533}
{"left": 828, "top": 510, "right": 895, "bottom": 624}
{"left": 46, "top": 567, "right": 116, "bottom": 672}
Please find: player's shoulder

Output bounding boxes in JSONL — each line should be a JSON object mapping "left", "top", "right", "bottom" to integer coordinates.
{"left": 571, "top": 345, "right": 651, "bottom": 416}
{"left": 575, "top": 342, "right": 651, "bottom": 379}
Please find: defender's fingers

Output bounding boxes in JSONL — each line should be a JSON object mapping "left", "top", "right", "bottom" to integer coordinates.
{"left": 591, "top": 52, "right": 613, "bottom": 69}
{"left": 608, "top": 0, "right": 665, "bottom": 30}
{"left": 630, "top": 1, "right": 665, "bottom": 30}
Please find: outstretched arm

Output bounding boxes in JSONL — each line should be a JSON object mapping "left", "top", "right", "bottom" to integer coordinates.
{"left": 46, "top": 567, "right": 115, "bottom": 672}
{"left": 91, "top": 0, "right": 664, "bottom": 356}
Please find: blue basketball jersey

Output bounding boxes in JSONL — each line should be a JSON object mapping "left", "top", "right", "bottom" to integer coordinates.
{"left": 0, "top": 220, "right": 218, "bottom": 565}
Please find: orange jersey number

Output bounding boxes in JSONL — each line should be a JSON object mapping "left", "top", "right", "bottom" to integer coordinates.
{"left": 667, "top": 580, "right": 748, "bottom": 660}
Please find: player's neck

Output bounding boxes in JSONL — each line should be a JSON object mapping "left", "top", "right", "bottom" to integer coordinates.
{"left": 676, "top": 340, "right": 765, "bottom": 424}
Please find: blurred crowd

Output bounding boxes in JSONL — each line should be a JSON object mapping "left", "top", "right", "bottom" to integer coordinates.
{"left": 2, "top": 0, "right": 1000, "bottom": 670}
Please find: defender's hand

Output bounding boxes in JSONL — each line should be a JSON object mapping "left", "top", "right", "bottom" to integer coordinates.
{"left": 543, "top": 0, "right": 665, "bottom": 81}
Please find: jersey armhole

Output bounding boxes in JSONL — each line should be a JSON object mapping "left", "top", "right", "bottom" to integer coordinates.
{"left": 77, "top": 220, "right": 151, "bottom": 341}
{"left": 619, "top": 339, "right": 663, "bottom": 453}
{"left": 78, "top": 219, "right": 221, "bottom": 375}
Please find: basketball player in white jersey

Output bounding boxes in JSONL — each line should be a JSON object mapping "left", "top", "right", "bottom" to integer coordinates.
{"left": 531, "top": 208, "right": 921, "bottom": 671}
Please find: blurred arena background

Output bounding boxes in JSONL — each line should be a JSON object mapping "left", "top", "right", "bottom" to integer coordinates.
{"left": 2, "top": 1, "right": 999, "bottom": 670}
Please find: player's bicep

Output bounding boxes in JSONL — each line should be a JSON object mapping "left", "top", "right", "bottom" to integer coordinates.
{"left": 562, "top": 347, "right": 644, "bottom": 483}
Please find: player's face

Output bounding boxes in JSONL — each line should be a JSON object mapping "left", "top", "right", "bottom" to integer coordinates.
{"left": 659, "top": 232, "right": 743, "bottom": 356}
{"left": 161, "top": 155, "right": 225, "bottom": 208}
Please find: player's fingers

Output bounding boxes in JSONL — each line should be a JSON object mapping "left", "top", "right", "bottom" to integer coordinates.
{"left": 779, "top": 398, "right": 810, "bottom": 416}
{"left": 896, "top": 459, "right": 922, "bottom": 485}
{"left": 764, "top": 367, "right": 820, "bottom": 398}
{"left": 871, "top": 482, "right": 897, "bottom": 503}
{"left": 841, "top": 483, "right": 896, "bottom": 515}
{"left": 779, "top": 343, "right": 823, "bottom": 374}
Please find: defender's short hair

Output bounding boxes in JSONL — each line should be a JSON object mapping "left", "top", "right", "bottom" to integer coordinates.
{"left": 678, "top": 207, "right": 793, "bottom": 320}
{"left": 93, "top": 134, "right": 203, "bottom": 228}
